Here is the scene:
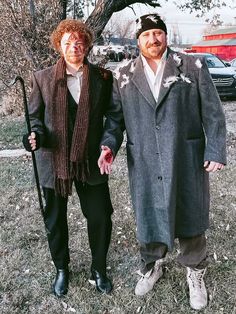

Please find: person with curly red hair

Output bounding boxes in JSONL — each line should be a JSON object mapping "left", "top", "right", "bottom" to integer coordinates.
{"left": 23, "top": 19, "right": 113, "bottom": 297}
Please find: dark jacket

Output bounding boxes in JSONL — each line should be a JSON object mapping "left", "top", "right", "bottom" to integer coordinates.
{"left": 28, "top": 61, "right": 113, "bottom": 188}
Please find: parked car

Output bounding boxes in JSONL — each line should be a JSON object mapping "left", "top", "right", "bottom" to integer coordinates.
{"left": 188, "top": 53, "right": 236, "bottom": 98}
{"left": 230, "top": 58, "right": 236, "bottom": 71}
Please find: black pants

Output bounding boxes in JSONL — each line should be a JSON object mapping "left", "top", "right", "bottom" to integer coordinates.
{"left": 42, "top": 181, "right": 113, "bottom": 275}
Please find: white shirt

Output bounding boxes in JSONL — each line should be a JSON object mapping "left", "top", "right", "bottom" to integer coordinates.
{"left": 66, "top": 67, "right": 83, "bottom": 104}
{"left": 141, "top": 49, "right": 167, "bottom": 102}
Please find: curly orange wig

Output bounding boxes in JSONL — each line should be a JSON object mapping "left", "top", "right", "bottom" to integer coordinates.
{"left": 51, "top": 19, "right": 94, "bottom": 53}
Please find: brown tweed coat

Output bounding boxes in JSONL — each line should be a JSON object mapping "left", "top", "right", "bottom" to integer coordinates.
{"left": 28, "top": 61, "right": 112, "bottom": 188}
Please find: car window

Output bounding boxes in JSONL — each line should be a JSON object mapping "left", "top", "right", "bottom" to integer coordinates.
{"left": 205, "top": 56, "right": 225, "bottom": 68}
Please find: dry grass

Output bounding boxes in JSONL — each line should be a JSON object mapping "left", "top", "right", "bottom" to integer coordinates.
{"left": 0, "top": 115, "right": 26, "bottom": 150}
{"left": 0, "top": 101, "right": 236, "bottom": 314}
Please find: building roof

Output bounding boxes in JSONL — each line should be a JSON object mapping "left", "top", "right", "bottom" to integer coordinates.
{"left": 193, "top": 38, "right": 236, "bottom": 47}
{"left": 206, "top": 26, "right": 236, "bottom": 36}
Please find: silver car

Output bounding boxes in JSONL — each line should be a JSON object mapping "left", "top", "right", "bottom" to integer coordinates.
{"left": 189, "top": 53, "right": 236, "bottom": 99}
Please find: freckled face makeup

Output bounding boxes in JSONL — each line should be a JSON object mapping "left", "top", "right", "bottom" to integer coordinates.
{"left": 60, "top": 32, "right": 87, "bottom": 65}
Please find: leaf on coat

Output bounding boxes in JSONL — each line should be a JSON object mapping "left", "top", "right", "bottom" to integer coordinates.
{"left": 195, "top": 58, "right": 203, "bottom": 68}
{"left": 180, "top": 73, "right": 191, "bottom": 84}
{"left": 173, "top": 53, "right": 182, "bottom": 66}
{"left": 129, "top": 62, "right": 135, "bottom": 73}
{"left": 163, "top": 75, "right": 179, "bottom": 88}
{"left": 120, "top": 74, "right": 130, "bottom": 89}
{"left": 113, "top": 59, "right": 131, "bottom": 80}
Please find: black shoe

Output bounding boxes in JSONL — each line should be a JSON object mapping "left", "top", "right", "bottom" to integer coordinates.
{"left": 91, "top": 269, "right": 112, "bottom": 294}
{"left": 52, "top": 268, "right": 69, "bottom": 297}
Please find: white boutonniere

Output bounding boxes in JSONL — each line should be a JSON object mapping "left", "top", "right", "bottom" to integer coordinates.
{"left": 120, "top": 74, "right": 130, "bottom": 88}
{"left": 195, "top": 58, "right": 202, "bottom": 69}
{"left": 163, "top": 75, "right": 179, "bottom": 88}
{"left": 180, "top": 73, "right": 191, "bottom": 84}
{"left": 173, "top": 53, "right": 182, "bottom": 67}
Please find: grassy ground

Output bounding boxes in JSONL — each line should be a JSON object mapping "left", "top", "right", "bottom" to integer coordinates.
{"left": 0, "top": 115, "right": 26, "bottom": 150}
{"left": 0, "top": 101, "right": 236, "bottom": 314}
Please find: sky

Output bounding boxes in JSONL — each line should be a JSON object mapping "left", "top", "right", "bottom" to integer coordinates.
{"left": 109, "top": 0, "right": 236, "bottom": 44}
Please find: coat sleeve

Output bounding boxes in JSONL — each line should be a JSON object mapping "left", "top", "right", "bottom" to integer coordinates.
{"left": 101, "top": 77, "right": 125, "bottom": 157}
{"left": 198, "top": 58, "right": 227, "bottom": 164}
{"left": 28, "top": 72, "right": 46, "bottom": 147}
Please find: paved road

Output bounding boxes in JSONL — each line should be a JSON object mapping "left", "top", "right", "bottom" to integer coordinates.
{"left": 0, "top": 149, "right": 30, "bottom": 158}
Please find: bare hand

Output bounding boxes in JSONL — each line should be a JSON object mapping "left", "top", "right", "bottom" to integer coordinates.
{"left": 28, "top": 132, "right": 37, "bottom": 151}
{"left": 98, "top": 145, "right": 113, "bottom": 175}
{"left": 204, "top": 161, "right": 224, "bottom": 172}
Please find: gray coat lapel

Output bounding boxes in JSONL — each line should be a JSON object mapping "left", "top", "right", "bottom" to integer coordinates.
{"left": 156, "top": 49, "right": 181, "bottom": 109}
{"left": 131, "top": 57, "right": 156, "bottom": 109}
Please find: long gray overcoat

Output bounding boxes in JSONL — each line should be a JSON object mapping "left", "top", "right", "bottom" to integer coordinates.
{"left": 101, "top": 48, "right": 226, "bottom": 250}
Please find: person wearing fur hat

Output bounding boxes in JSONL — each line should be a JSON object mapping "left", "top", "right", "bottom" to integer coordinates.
{"left": 23, "top": 19, "right": 114, "bottom": 297}
{"left": 98, "top": 14, "right": 226, "bottom": 310}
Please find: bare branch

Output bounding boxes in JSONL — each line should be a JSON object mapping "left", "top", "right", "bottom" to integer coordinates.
{"left": 86, "top": 0, "right": 161, "bottom": 39}
{"left": 127, "top": 5, "right": 136, "bottom": 15}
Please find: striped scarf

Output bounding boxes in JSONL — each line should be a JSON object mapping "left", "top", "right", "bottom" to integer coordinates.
{"left": 52, "top": 57, "right": 90, "bottom": 197}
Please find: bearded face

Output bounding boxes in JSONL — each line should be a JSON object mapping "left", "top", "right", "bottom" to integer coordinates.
{"left": 138, "top": 28, "right": 167, "bottom": 60}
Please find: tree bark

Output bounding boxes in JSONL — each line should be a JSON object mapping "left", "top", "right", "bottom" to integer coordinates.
{"left": 86, "top": 0, "right": 160, "bottom": 39}
{"left": 60, "top": 0, "right": 68, "bottom": 20}
{"left": 29, "top": 0, "right": 36, "bottom": 41}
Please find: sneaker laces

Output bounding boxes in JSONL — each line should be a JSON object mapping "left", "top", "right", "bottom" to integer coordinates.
{"left": 136, "top": 268, "right": 153, "bottom": 279}
{"left": 188, "top": 268, "right": 206, "bottom": 289}
{"left": 136, "top": 258, "right": 164, "bottom": 279}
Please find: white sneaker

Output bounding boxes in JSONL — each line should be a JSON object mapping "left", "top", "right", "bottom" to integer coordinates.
{"left": 135, "top": 259, "right": 164, "bottom": 296}
{"left": 186, "top": 267, "right": 207, "bottom": 310}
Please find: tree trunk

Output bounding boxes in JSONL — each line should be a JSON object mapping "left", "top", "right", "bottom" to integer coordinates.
{"left": 60, "top": 0, "right": 67, "bottom": 20}
{"left": 29, "top": 0, "right": 36, "bottom": 41}
{"left": 86, "top": 0, "right": 160, "bottom": 39}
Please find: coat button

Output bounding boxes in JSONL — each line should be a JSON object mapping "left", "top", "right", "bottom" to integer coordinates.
{"left": 155, "top": 125, "right": 160, "bottom": 130}
{"left": 158, "top": 176, "right": 162, "bottom": 180}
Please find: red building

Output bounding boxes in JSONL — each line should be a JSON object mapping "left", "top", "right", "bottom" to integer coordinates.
{"left": 191, "top": 26, "right": 236, "bottom": 61}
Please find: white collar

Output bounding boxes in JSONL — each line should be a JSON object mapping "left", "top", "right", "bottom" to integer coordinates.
{"left": 141, "top": 49, "right": 168, "bottom": 69}
{"left": 66, "top": 64, "right": 83, "bottom": 77}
